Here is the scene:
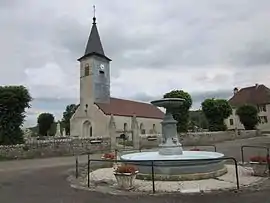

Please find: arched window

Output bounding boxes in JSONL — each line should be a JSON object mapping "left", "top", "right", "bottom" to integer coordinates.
{"left": 140, "top": 123, "right": 145, "bottom": 134}
{"left": 124, "top": 123, "right": 128, "bottom": 132}
{"left": 153, "top": 124, "right": 156, "bottom": 133}
{"left": 85, "top": 64, "right": 90, "bottom": 76}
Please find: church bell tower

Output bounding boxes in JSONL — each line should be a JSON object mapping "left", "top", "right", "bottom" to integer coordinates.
{"left": 78, "top": 13, "right": 111, "bottom": 109}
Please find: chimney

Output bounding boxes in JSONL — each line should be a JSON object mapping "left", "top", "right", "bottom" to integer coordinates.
{"left": 233, "top": 87, "right": 238, "bottom": 95}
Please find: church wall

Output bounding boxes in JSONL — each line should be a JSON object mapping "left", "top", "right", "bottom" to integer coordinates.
{"left": 91, "top": 104, "right": 110, "bottom": 137}
{"left": 111, "top": 115, "right": 162, "bottom": 135}
{"left": 70, "top": 104, "right": 109, "bottom": 138}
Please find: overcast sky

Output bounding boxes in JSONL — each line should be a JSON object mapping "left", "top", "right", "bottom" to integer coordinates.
{"left": 1, "top": 0, "right": 270, "bottom": 127}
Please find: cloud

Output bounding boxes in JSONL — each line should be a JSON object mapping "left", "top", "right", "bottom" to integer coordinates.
{"left": 0, "top": 0, "right": 270, "bottom": 126}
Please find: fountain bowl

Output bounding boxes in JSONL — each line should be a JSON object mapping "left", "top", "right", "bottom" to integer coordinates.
{"left": 151, "top": 98, "right": 185, "bottom": 109}
{"left": 120, "top": 151, "right": 227, "bottom": 181}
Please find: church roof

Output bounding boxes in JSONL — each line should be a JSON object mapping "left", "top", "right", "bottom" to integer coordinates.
{"left": 228, "top": 84, "right": 270, "bottom": 107}
{"left": 95, "top": 97, "right": 164, "bottom": 119}
{"left": 78, "top": 17, "right": 111, "bottom": 61}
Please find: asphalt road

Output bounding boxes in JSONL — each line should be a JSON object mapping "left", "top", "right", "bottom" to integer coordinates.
{"left": 1, "top": 136, "right": 270, "bottom": 203}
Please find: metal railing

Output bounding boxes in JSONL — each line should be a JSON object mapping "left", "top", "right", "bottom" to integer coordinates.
{"left": 87, "top": 157, "right": 239, "bottom": 194}
{"left": 240, "top": 145, "right": 270, "bottom": 176}
{"left": 184, "top": 144, "right": 217, "bottom": 152}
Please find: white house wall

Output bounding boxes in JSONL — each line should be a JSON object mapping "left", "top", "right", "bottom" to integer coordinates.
{"left": 225, "top": 104, "right": 270, "bottom": 131}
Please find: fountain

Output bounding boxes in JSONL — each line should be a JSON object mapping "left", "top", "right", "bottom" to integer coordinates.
{"left": 120, "top": 98, "right": 227, "bottom": 181}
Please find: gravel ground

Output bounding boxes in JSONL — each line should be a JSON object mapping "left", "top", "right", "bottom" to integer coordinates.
{"left": 87, "top": 165, "right": 264, "bottom": 193}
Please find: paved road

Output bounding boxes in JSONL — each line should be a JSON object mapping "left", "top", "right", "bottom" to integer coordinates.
{"left": 1, "top": 136, "right": 270, "bottom": 203}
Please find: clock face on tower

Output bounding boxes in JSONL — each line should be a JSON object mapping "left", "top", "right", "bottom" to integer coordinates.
{"left": 99, "top": 63, "right": 105, "bottom": 74}
{"left": 100, "top": 64, "right": 105, "bottom": 70}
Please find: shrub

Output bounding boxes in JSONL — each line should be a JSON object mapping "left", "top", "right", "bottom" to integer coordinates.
{"left": 115, "top": 164, "right": 137, "bottom": 174}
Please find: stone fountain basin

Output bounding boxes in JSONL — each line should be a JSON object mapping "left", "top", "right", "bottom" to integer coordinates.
{"left": 120, "top": 151, "right": 227, "bottom": 181}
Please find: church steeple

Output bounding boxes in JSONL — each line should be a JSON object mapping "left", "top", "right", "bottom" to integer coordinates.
{"left": 78, "top": 9, "right": 111, "bottom": 61}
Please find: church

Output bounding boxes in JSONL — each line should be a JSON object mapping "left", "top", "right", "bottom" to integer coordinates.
{"left": 70, "top": 16, "right": 164, "bottom": 138}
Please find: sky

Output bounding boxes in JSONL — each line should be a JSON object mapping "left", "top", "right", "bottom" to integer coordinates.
{"left": 1, "top": 0, "right": 270, "bottom": 127}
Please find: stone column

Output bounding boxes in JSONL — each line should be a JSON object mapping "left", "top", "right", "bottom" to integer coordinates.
{"left": 131, "top": 115, "right": 140, "bottom": 149}
{"left": 109, "top": 114, "right": 117, "bottom": 150}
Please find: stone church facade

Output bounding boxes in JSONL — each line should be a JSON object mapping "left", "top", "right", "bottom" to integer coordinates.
{"left": 70, "top": 16, "right": 164, "bottom": 138}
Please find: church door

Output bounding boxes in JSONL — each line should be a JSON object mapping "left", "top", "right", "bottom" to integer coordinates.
{"left": 82, "top": 120, "right": 93, "bottom": 137}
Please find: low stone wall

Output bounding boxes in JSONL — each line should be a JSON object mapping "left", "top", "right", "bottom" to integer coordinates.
{"left": 179, "top": 130, "right": 261, "bottom": 145}
{"left": 139, "top": 130, "right": 262, "bottom": 147}
{"left": 0, "top": 137, "right": 111, "bottom": 160}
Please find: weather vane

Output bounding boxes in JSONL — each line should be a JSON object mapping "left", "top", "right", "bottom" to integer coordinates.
{"left": 93, "top": 5, "right": 96, "bottom": 18}
{"left": 92, "top": 5, "right": 96, "bottom": 23}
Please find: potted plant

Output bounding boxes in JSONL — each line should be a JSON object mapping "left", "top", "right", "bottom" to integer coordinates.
{"left": 249, "top": 156, "right": 269, "bottom": 176}
{"left": 101, "top": 152, "right": 116, "bottom": 168}
{"left": 114, "top": 164, "right": 138, "bottom": 190}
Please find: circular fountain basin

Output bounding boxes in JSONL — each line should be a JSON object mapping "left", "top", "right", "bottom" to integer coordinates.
{"left": 120, "top": 151, "right": 227, "bottom": 181}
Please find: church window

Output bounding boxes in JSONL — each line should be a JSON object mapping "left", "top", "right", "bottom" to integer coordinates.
{"left": 153, "top": 124, "right": 156, "bottom": 133}
{"left": 85, "top": 64, "right": 90, "bottom": 76}
{"left": 140, "top": 123, "right": 145, "bottom": 134}
{"left": 124, "top": 123, "right": 128, "bottom": 132}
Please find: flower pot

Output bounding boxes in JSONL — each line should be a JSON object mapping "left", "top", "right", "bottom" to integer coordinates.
{"left": 114, "top": 171, "right": 138, "bottom": 190}
{"left": 250, "top": 161, "right": 268, "bottom": 176}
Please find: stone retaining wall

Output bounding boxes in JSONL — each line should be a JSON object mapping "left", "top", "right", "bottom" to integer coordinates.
{"left": 140, "top": 130, "right": 262, "bottom": 147}
{"left": 0, "top": 130, "right": 262, "bottom": 160}
{"left": 179, "top": 129, "right": 261, "bottom": 145}
{"left": 0, "top": 137, "right": 110, "bottom": 160}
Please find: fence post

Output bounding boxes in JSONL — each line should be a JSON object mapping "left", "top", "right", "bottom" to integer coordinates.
{"left": 87, "top": 160, "right": 90, "bottom": 187}
{"left": 151, "top": 161, "right": 155, "bottom": 194}
{"left": 232, "top": 158, "right": 240, "bottom": 190}
{"left": 267, "top": 149, "right": 270, "bottom": 176}
{"left": 241, "top": 146, "right": 244, "bottom": 164}
{"left": 75, "top": 156, "right": 78, "bottom": 179}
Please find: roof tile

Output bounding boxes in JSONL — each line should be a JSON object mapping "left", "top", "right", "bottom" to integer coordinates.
{"left": 228, "top": 84, "right": 270, "bottom": 106}
{"left": 95, "top": 97, "right": 164, "bottom": 119}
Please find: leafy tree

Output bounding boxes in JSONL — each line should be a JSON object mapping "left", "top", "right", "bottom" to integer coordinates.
{"left": 236, "top": 104, "right": 259, "bottom": 130}
{"left": 189, "top": 110, "right": 208, "bottom": 129}
{"left": 62, "top": 104, "right": 79, "bottom": 135}
{"left": 0, "top": 86, "right": 32, "bottom": 145}
{"left": 201, "top": 98, "right": 232, "bottom": 131}
{"left": 37, "top": 113, "right": 55, "bottom": 136}
{"left": 163, "top": 90, "right": 192, "bottom": 132}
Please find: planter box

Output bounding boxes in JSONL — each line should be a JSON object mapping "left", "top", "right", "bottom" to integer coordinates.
{"left": 250, "top": 161, "right": 268, "bottom": 176}
{"left": 114, "top": 171, "right": 138, "bottom": 190}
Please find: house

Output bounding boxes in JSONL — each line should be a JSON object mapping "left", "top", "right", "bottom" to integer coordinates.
{"left": 225, "top": 84, "right": 270, "bottom": 131}
{"left": 70, "top": 16, "right": 164, "bottom": 138}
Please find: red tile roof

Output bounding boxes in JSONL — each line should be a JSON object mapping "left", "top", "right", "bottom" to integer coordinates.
{"left": 95, "top": 97, "right": 164, "bottom": 119}
{"left": 228, "top": 84, "right": 270, "bottom": 107}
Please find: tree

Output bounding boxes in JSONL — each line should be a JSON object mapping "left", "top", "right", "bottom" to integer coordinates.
{"left": 37, "top": 113, "right": 55, "bottom": 136}
{"left": 201, "top": 98, "right": 232, "bottom": 131}
{"left": 236, "top": 104, "right": 258, "bottom": 130}
{"left": 163, "top": 90, "right": 192, "bottom": 132}
{"left": 189, "top": 110, "right": 208, "bottom": 129}
{"left": 62, "top": 104, "right": 79, "bottom": 135}
{"left": 0, "top": 86, "right": 32, "bottom": 145}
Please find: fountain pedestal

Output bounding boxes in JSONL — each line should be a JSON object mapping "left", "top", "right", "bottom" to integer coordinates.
{"left": 158, "top": 110, "right": 183, "bottom": 155}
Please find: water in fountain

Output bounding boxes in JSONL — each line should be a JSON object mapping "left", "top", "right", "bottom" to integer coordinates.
{"left": 120, "top": 98, "right": 227, "bottom": 181}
